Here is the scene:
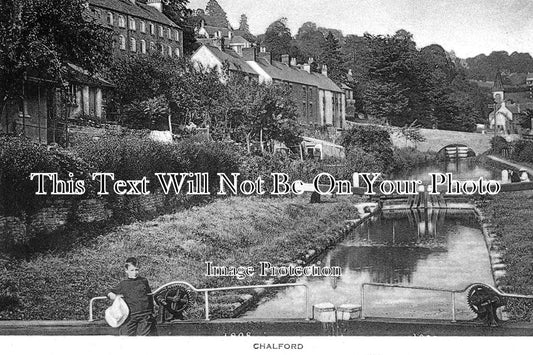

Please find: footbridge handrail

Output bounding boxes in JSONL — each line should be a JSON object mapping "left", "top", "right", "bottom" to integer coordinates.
{"left": 360, "top": 282, "right": 533, "bottom": 322}
{"left": 89, "top": 281, "right": 309, "bottom": 322}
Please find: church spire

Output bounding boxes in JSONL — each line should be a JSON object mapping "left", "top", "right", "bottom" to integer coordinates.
{"left": 492, "top": 71, "right": 504, "bottom": 103}
{"left": 492, "top": 71, "right": 504, "bottom": 92}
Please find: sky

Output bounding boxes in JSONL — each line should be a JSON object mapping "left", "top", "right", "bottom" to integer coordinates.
{"left": 187, "top": 0, "right": 533, "bottom": 58}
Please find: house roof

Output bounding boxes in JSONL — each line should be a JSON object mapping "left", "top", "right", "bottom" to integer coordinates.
{"left": 311, "top": 72, "right": 343, "bottom": 93}
{"left": 202, "top": 25, "right": 231, "bottom": 37}
{"left": 204, "top": 45, "right": 258, "bottom": 77}
{"left": 527, "top": 73, "right": 533, "bottom": 81}
{"left": 254, "top": 58, "right": 342, "bottom": 92}
{"left": 229, "top": 35, "right": 249, "bottom": 45}
{"left": 66, "top": 64, "right": 115, "bottom": 87}
{"left": 88, "top": 0, "right": 178, "bottom": 27}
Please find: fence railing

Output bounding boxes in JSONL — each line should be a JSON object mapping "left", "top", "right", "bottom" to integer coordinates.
{"left": 89, "top": 281, "right": 309, "bottom": 322}
{"left": 360, "top": 282, "right": 533, "bottom": 322}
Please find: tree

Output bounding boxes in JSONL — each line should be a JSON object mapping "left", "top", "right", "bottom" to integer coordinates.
{"left": 162, "top": 0, "right": 198, "bottom": 55}
{"left": 215, "top": 74, "right": 301, "bottom": 151}
{"left": 294, "top": 22, "right": 325, "bottom": 66}
{"left": 239, "top": 14, "right": 249, "bottom": 32}
{"left": 340, "top": 125, "right": 394, "bottom": 170}
{"left": 263, "top": 18, "right": 293, "bottom": 61}
{"left": 205, "top": 0, "right": 228, "bottom": 28}
{"left": 320, "top": 32, "right": 345, "bottom": 83}
{"left": 0, "top": 0, "right": 112, "bottom": 118}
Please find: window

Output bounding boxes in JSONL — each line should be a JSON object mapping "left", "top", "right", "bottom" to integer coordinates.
{"left": 119, "top": 35, "right": 126, "bottom": 50}
{"left": 140, "top": 21, "right": 146, "bottom": 33}
{"left": 107, "top": 12, "right": 113, "bottom": 26}
{"left": 118, "top": 15, "right": 125, "bottom": 28}
{"left": 140, "top": 40, "right": 146, "bottom": 54}
{"left": 175, "top": 47, "right": 180, "bottom": 57}
{"left": 18, "top": 97, "right": 29, "bottom": 117}
{"left": 150, "top": 42, "right": 155, "bottom": 51}
{"left": 168, "top": 45, "right": 172, "bottom": 56}
{"left": 67, "top": 84, "right": 78, "bottom": 106}
{"left": 129, "top": 17, "right": 136, "bottom": 31}
{"left": 159, "top": 26, "right": 164, "bottom": 37}
{"left": 174, "top": 29, "right": 179, "bottom": 41}
{"left": 149, "top": 23, "right": 155, "bottom": 35}
{"left": 160, "top": 43, "right": 165, "bottom": 55}
{"left": 167, "top": 27, "right": 172, "bottom": 39}
{"left": 130, "top": 37, "right": 136, "bottom": 52}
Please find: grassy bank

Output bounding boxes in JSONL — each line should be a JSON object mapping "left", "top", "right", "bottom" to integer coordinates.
{"left": 0, "top": 196, "right": 360, "bottom": 320}
{"left": 478, "top": 191, "right": 533, "bottom": 321}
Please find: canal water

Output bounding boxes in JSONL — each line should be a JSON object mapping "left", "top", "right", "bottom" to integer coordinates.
{"left": 244, "top": 158, "right": 496, "bottom": 320}
{"left": 399, "top": 159, "right": 501, "bottom": 183}
{"left": 244, "top": 210, "right": 493, "bottom": 320}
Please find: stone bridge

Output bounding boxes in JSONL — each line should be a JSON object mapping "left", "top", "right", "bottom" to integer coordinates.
{"left": 390, "top": 127, "right": 495, "bottom": 154}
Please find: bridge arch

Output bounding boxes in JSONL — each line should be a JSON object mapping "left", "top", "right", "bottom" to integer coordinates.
{"left": 437, "top": 144, "right": 476, "bottom": 159}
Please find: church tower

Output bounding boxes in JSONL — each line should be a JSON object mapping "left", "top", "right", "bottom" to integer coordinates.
{"left": 492, "top": 71, "right": 504, "bottom": 103}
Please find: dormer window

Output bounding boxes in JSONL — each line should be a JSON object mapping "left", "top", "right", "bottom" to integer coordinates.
{"left": 140, "top": 21, "right": 146, "bottom": 33}
{"left": 107, "top": 12, "right": 113, "bottom": 26}
{"left": 118, "top": 15, "right": 125, "bottom": 28}
{"left": 129, "top": 18, "right": 136, "bottom": 31}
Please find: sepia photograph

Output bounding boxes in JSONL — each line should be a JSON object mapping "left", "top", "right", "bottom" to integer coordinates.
{"left": 1, "top": 0, "right": 533, "bottom": 352}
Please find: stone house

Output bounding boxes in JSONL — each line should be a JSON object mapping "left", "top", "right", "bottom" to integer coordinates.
{"left": 191, "top": 44, "right": 345, "bottom": 129}
{"left": 88, "top": 0, "right": 183, "bottom": 58}
{"left": 2, "top": 0, "right": 183, "bottom": 145}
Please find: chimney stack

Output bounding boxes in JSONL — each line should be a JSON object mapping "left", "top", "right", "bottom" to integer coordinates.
{"left": 281, "top": 54, "right": 290, "bottom": 65}
{"left": 212, "top": 37, "right": 225, "bottom": 51}
{"left": 146, "top": 0, "right": 163, "bottom": 12}
{"left": 303, "top": 63, "right": 310, "bottom": 73}
{"left": 321, "top": 64, "right": 328, "bottom": 77}
{"left": 242, "top": 47, "right": 256, "bottom": 61}
{"left": 258, "top": 50, "right": 272, "bottom": 64}
{"left": 290, "top": 58, "right": 297, "bottom": 67}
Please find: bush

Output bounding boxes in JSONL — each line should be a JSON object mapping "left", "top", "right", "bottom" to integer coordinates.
{"left": 389, "top": 147, "right": 435, "bottom": 175}
{"left": 0, "top": 135, "right": 94, "bottom": 215}
{"left": 511, "top": 140, "right": 533, "bottom": 163}
{"left": 490, "top": 136, "right": 510, "bottom": 155}
{"left": 239, "top": 153, "right": 324, "bottom": 194}
{"left": 73, "top": 133, "right": 243, "bottom": 194}
{"left": 340, "top": 125, "right": 394, "bottom": 171}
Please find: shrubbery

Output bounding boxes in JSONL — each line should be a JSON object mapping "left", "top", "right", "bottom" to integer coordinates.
{"left": 239, "top": 153, "right": 324, "bottom": 193}
{"left": 0, "top": 135, "right": 94, "bottom": 215}
{"left": 73, "top": 133, "right": 243, "bottom": 194}
{"left": 492, "top": 136, "right": 533, "bottom": 164}
{"left": 339, "top": 125, "right": 395, "bottom": 174}
{"left": 511, "top": 139, "right": 533, "bottom": 163}
{"left": 490, "top": 136, "right": 510, "bottom": 155}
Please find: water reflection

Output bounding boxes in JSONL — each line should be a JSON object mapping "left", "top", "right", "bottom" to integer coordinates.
{"left": 244, "top": 211, "right": 493, "bottom": 320}
{"left": 400, "top": 159, "right": 500, "bottom": 183}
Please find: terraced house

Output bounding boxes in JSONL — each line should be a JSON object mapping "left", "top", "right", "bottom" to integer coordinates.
{"left": 192, "top": 44, "right": 346, "bottom": 129}
{"left": 89, "top": 0, "right": 183, "bottom": 58}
